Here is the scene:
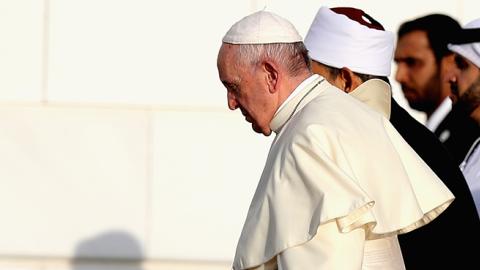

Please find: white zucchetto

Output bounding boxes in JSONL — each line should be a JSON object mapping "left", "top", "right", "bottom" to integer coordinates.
{"left": 448, "top": 18, "right": 480, "bottom": 69}
{"left": 222, "top": 10, "right": 302, "bottom": 45}
{"left": 304, "top": 7, "right": 394, "bottom": 76}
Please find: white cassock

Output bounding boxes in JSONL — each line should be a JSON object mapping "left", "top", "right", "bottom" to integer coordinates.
{"left": 232, "top": 75, "right": 454, "bottom": 270}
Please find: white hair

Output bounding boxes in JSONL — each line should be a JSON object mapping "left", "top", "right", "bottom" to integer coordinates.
{"left": 235, "top": 42, "right": 310, "bottom": 76}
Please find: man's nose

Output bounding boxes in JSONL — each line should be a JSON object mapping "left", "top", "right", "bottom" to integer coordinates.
{"left": 227, "top": 92, "right": 238, "bottom": 110}
{"left": 395, "top": 64, "right": 406, "bottom": 84}
{"left": 446, "top": 71, "right": 457, "bottom": 85}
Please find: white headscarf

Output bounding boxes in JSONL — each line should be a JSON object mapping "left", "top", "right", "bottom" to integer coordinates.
{"left": 304, "top": 7, "right": 394, "bottom": 76}
{"left": 223, "top": 10, "right": 302, "bottom": 45}
{"left": 448, "top": 18, "right": 480, "bottom": 68}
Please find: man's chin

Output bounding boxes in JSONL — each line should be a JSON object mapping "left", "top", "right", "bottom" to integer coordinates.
{"left": 402, "top": 90, "right": 419, "bottom": 105}
{"left": 261, "top": 129, "right": 272, "bottom": 136}
{"left": 252, "top": 124, "right": 272, "bottom": 136}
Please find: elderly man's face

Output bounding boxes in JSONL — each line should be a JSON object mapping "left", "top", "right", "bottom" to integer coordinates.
{"left": 217, "top": 44, "right": 276, "bottom": 136}
{"left": 394, "top": 30, "right": 448, "bottom": 114}
{"left": 447, "top": 54, "right": 480, "bottom": 112}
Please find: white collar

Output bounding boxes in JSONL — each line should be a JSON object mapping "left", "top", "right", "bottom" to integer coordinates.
{"left": 425, "top": 97, "right": 452, "bottom": 132}
{"left": 275, "top": 74, "right": 320, "bottom": 115}
{"left": 349, "top": 79, "right": 392, "bottom": 119}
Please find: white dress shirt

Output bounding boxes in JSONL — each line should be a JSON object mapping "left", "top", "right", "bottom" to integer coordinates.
{"left": 425, "top": 97, "right": 452, "bottom": 132}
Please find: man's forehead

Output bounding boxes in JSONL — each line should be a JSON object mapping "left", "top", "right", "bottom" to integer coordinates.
{"left": 218, "top": 54, "right": 240, "bottom": 82}
{"left": 398, "top": 31, "right": 430, "bottom": 47}
{"left": 394, "top": 47, "right": 432, "bottom": 61}
{"left": 219, "top": 43, "right": 239, "bottom": 60}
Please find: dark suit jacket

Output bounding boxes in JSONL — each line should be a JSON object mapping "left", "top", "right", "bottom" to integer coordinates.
{"left": 434, "top": 104, "right": 480, "bottom": 165}
{"left": 391, "top": 100, "right": 480, "bottom": 269}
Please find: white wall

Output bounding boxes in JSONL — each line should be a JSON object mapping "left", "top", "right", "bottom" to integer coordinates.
{"left": 0, "top": 0, "right": 478, "bottom": 269}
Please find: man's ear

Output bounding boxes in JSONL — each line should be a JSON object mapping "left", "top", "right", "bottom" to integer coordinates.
{"left": 339, "top": 67, "right": 364, "bottom": 93}
{"left": 263, "top": 61, "right": 279, "bottom": 94}
{"left": 339, "top": 67, "right": 356, "bottom": 93}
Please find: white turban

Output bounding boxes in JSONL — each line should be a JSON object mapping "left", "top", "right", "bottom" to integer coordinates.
{"left": 304, "top": 7, "right": 394, "bottom": 76}
{"left": 222, "top": 10, "right": 302, "bottom": 45}
{"left": 448, "top": 18, "right": 480, "bottom": 68}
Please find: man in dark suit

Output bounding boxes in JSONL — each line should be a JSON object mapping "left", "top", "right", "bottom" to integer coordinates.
{"left": 304, "top": 6, "right": 480, "bottom": 269}
{"left": 434, "top": 103, "right": 480, "bottom": 165}
{"left": 394, "top": 14, "right": 479, "bottom": 166}
{"left": 395, "top": 14, "right": 460, "bottom": 133}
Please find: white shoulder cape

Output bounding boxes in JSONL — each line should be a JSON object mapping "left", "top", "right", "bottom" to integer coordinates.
{"left": 233, "top": 77, "right": 453, "bottom": 269}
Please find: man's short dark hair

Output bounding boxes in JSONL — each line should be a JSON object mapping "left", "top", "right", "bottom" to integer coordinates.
{"left": 398, "top": 14, "right": 461, "bottom": 63}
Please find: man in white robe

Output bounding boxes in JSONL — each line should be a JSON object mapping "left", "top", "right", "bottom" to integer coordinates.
{"left": 217, "top": 10, "right": 453, "bottom": 270}
{"left": 304, "top": 6, "right": 480, "bottom": 269}
{"left": 447, "top": 18, "right": 480, "bottom": 216}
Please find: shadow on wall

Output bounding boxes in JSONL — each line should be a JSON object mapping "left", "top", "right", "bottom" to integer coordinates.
{"left": 71, "top": 230, "right": 144, "bottom": 270}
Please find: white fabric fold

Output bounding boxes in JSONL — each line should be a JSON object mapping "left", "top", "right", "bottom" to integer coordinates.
{"left": 349, "top": 79, "right": 392, "bottom": 119}
{"left": 304, "top": 7, "right": 394, "bottom": 76}
{"left": 233, "top": 77, "right": 453, "bottom": 269}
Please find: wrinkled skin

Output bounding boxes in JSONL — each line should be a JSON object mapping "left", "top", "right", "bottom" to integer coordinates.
{"left": 217, "top": 43, "right": 278, "bottom": 136}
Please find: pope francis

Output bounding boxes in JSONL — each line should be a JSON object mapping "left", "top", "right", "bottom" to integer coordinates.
{"left": 217, "top": 10, "right": 454, "bottom": 270}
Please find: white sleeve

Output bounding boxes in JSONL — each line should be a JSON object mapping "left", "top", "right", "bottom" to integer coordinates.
{"left": 362, "top": 236, "right": 405, "bottom": 270}
{"left": 276, "top": 220, "right": 365, "bottom": 270}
